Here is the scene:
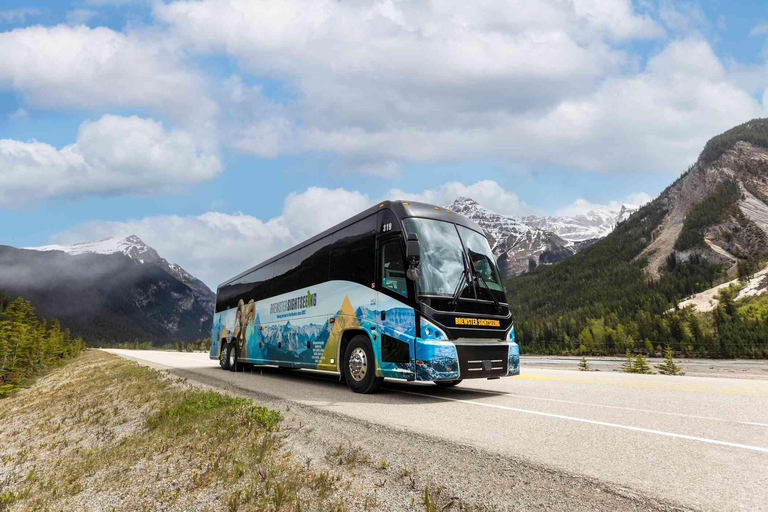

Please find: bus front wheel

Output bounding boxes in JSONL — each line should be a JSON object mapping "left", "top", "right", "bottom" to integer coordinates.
{"left": 343, "top": 336, "right": 383, "bottom": 394}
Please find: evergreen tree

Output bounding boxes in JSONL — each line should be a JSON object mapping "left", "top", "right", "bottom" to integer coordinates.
{"left": 655, "top": 345, "right": 685, "bottom": 375}
{"left": 632, "top": 354, "right": 654, "bottom": 374}
{"left": 620, "top": 350, "right": 634, "bottom": 373}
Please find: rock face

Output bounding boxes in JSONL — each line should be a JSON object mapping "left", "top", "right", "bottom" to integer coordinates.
{"left": 1, "top": 236, "right": 215, "bottom": 344}
{"left": 641, "top": 137, "right": 768, "bottom": 277}
{"left": 448, "top": 197, "right": 635, "bottom": 277}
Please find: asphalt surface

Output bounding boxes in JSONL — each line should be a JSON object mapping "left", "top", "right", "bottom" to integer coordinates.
{"left": 105, "top": 349, "right": 768, "bottom": 511}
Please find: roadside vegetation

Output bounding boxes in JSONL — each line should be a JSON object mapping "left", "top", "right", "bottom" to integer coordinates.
{"left": 0, "top": 351, "right": 349, "bottom": 511}
{"left": 0, "top": 294, "right": 85, "bottom": 398}
{"left": 1, "top": 351, "right": 502, "bottom": 511}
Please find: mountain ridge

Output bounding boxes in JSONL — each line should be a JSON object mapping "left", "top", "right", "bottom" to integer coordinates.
{"left": 2, "top": 236, "right": 215, "bottom": 344}
{"left": 447, "top": 197, "right": 637, "bottom": 276}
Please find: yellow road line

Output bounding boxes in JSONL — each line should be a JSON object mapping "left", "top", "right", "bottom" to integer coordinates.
{"left": 519, "top": 375, "right": 768, "bottom": 397}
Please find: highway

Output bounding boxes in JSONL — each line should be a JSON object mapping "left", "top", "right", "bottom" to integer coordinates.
{"left": 106, "top": 349, "right": 768, "bottom": 511}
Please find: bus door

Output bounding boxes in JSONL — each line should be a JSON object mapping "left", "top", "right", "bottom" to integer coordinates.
{"left": 375, "top": 221, "right": 417, "bottom": 380}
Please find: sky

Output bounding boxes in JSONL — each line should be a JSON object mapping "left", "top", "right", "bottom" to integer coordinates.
{"left": 2, "top": 0, "right": 768, "bottom": 289}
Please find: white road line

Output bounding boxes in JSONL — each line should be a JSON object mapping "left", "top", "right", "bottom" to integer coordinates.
{"left": 447, "top": 386, "right": 768, "bottom": 428}
{"left": 395, "top": 389, "right": 768, "bottom": 454}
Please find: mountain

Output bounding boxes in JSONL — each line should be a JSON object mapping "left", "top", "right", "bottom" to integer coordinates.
{"left": 0, "top": 236, "right": 214, "bottom": 345}
{"left": 505, "top": 118, "right": 768, "bottom": 357}
{"left": 447, "top": 197, "right": 635, "bottom": 277}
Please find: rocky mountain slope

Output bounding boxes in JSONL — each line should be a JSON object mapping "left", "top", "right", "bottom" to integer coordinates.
{"left": 448, "top": 198, "right": 635, "bottom": 277}
{"left": 641, "top": 122, "right": 768, "bottom": 277}
{"left": 0, "top": 236, "right": 214, "bottom": 344}
{"left": 504, "top": 117, "right": 768, "bottom": 348}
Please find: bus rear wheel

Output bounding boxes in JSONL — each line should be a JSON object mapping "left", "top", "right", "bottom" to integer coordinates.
{"left": 227, "top": 342, "right": 240, "bottom": 372}
{"left": 219, "top": 341, "right": 230, "bottom": 370}
{"left": 343, "top": 336, "right": 383, "bottom": 394}
{"left": 434, "top": 379, "right": 462, "bottom": 387}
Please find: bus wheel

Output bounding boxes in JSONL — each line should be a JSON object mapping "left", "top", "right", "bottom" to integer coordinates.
{"left": 228, "top": 342, "right": 240, "bottom": 372}
{"left": 220, "top": 341, "right": 230, "bottom": 370}
{"left": 343, "top": 335, "right": 383, "bottom": 394}
{"left": 434, "top": 379, "right": 462, "bottom": 387}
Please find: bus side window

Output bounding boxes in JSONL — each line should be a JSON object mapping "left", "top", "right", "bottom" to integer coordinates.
{"left": 329, "top": 215, "right": 376, "bottom": 287}
{"left": 380, "top": 240, "right": 408, "bottom": 297}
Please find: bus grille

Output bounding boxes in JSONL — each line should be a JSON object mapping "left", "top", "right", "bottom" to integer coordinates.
{"left": 455, "top": 343, "right": 508, "bottom": 379}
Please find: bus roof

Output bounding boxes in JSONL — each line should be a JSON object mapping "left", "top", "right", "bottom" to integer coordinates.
{"left": 217, "top": 200, "right": 485, "bottom": 289}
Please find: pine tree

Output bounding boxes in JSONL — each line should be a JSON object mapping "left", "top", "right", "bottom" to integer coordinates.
{"left": 578, "top": 356, "right": 590, "bottom": 371}
{"left": 632, "top": 353, "right": 654, "bottom": 374}
{"left": 45, "top": 320, "right": 63, "bottom": 366}
{"left": 655, "top": 345, "right": 685, "bottom": 375}
{"left": 620, "top": 350, "right": 635, "bottom": 373}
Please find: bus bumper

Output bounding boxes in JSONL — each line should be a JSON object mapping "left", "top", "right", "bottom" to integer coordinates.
{"left": 414, "top": 338, "right": 519, "bottom": 381}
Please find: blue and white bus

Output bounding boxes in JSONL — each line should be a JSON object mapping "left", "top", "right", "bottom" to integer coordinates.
{"left": 210, "top": 200, "right": 519, "bottom": 393}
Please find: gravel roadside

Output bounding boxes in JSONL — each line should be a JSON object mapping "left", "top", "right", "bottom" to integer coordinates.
{"left": 168, "top": 364, "right": 696, "bottom": 512}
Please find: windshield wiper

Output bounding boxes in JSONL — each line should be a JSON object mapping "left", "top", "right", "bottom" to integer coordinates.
{"left": 449, "top": 268, "right": 468, "bottom": 311}
{"left": 469, "top": 263, "right": 502, "bottom": 313}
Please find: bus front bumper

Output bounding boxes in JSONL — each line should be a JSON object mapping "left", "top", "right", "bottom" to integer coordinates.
{"left": 414, "top": 338, "right": 519, "bottom": 381}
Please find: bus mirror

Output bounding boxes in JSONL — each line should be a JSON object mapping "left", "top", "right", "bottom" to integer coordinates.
{"left": 406, "top": 233, "right": 420, "bottom": 281}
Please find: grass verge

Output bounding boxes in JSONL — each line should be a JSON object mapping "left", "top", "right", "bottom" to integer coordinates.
{"left": 0, "top": 350, "right": 348, "bottom": 511}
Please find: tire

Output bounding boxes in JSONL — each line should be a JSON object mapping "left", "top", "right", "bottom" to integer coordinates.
{"left": 219, "top": 341, "right": 230, "bottom": 370}
{"left": 343, "top": 335, "right": 383, "bottom": 394}
{"left": 434, "top": 379, "right": 463, "bottom": 387}
{"left": 227, "top": 341, "right": 240, "bottom": 372}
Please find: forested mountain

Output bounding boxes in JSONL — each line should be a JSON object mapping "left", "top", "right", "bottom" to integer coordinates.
{"left": 0, "top": 236, "right": 214, "bottom": 345}
{"left": 506, "top": 119, "right": 768, "bottom": 358}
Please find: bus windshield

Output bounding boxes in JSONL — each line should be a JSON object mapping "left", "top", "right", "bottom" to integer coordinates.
{"left": 402, "top": 218, "right": 504, "bottom": 298}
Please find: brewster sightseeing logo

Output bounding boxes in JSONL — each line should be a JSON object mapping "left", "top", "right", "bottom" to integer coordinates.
{"left": 270, "top": 290, "right": 318, "bottom": 315}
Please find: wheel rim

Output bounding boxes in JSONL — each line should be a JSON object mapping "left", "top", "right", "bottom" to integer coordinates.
{"left": 229, "top": 348, "right": 236, "bottom": 367}
{"left": 220, "top": 345, "right": 227, "bottom": 365}
{"left": 348, "top": 347, "right": 368, "bottom": 381}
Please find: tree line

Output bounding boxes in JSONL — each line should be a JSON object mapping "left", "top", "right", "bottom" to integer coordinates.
{"left": 0, "top": 293, "right": 86, "bottom": 397}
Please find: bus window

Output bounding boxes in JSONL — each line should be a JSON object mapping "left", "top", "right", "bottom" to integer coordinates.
{"left": 296, "top": 235, "right": 332, "bottom": 289}
{"left": 380, "top": 240, "right": 408, "bottom": 297}
{"left": 329, "top": 215, "right": 376, "bottom": 287}
{"left": 271, "top": 251, "right": 300, "bottom": 296}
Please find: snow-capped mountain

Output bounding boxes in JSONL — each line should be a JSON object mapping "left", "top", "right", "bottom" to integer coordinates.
{"left": 523, "top": 205, "right": 638, "bottom": 243}
{"left": 8, "top": 235, "right": 216, "bottom": 343}
{"left": 447, "top": 197, "right": 637, "bottom": 277}
{"left": 26, "top": 235, "right": 214, "bottom": 315}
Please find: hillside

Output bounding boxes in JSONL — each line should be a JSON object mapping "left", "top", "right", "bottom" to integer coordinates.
{"left": 506, "top": 119, "right": 768, "bottom": 358}
{"left": 0, "top": 236, "right": 214, "bottom": 344}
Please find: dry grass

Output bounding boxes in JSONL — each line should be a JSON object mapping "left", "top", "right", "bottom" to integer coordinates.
{"left": 0, "top": 351, "right": 349, "bottom": 511}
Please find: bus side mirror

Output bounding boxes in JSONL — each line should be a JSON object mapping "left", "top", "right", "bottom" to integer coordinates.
{"left": 406, "top": 234, "right": 420, "bottom": 281}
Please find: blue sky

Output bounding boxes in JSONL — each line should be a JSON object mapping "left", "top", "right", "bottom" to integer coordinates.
{"left": 2, "top": 0, "right": 768, "bottom": 287}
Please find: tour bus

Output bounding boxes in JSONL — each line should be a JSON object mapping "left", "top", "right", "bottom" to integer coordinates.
{"left": 210, "top": 200, "right": 519, "bottom": 393}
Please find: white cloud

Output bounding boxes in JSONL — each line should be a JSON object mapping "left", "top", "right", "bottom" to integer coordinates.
{"left": 557, "top": 191, "right": 652, "bottom": 216}
{"left": 0, "top": 115, "right": 222, "bottom": 207}
{"left": 389, "top": 180, "right": 528, "bottom": 216}
{"left": 66, "top": 9, "right": 98, "bottom": 25}
{"left": 751, "top": 21, "right": 768, "bottom": 36}
{"left": 0, "top": 8, "right": 40, "bottom": 23}
{"left": 0, "top": 24, "right": 216, "bottom": 126}
{"left": 148, "top": 1, "right": 763, "bottom": 175}
{"left": 51, "top": 186, "right": 374, "bottom": 287}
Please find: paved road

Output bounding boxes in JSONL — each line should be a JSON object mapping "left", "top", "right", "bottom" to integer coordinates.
{"left": 105, "top": 349, "right": 768, "bottom": 511}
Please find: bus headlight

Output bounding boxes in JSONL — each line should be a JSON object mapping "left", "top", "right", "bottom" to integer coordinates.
{"left": 506, "top": 324, "right": 515, "bottom": 342}
{"left": 420, "top": 318, "right": 446, "bottom": 340}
